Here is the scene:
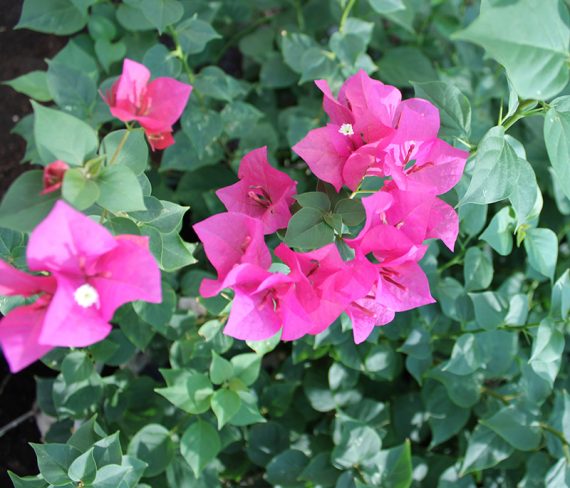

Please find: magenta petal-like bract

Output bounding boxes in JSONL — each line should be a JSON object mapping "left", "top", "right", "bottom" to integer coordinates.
{"left": 292, "top": 125, "right": 352, "bottom": 191}
{"left": 27, "top": 200, "right": 117, "bottom": 275}
{"left": 0, "top": 261, "right": 55, "bottom": 297}
{"left": 194, "top": 212, "right": 271, "bottom": 297}
{"left": 0, "top": 304, "right": 53, "bottom": 373}
{"left": 216, "top": 147, "right": 297, "bottom": 234}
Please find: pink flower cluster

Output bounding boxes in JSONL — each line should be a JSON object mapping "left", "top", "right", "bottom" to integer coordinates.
{"left": 104, "top": 59, "right": 192, "bottom": 150}
{"left": 194, "top": 71, "right": 467, "bottom": 344}
{"left": 0, "top": 201, "right": 162, "bottom": 372}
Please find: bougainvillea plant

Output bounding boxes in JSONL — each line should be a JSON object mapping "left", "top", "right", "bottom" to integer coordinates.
{"left": 2, "top": 0, "right": 570, "bottom": 487}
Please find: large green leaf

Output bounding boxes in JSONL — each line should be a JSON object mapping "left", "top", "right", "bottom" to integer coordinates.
{"left": 454, "top": 0, "right": 570, "bottom": 100}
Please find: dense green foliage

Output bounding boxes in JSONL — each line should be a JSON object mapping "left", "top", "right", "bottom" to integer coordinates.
{"left": 3, "top": 0, "right": 570, "bottom": 486}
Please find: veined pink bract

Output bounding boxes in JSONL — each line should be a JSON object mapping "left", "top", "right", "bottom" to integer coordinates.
{"left": 0, "top": 201, "right": 162, "bottom": 372}
{"left": 104, "top": 58, "right": 192, "bottom": 150}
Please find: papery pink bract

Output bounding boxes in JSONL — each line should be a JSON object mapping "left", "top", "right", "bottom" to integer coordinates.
{"left": 193, "top": 212, "right": 271, "bottom": 297}
{"left": 216, "top": 147, "right": 297, "bottom": 234}
{"left": 275, "top": 243, "right": 377, "bottom": 337}
{"left": 292, "top": 125, "right": 353, "bottom": 191}
{"left": 386, "top": 137, "right": 468, "bottom": 195}
{"left": 0, "top": 262, "right": 56, "bottom": 372}
{"left": 0, "top": 201, "right": 162, "bottom": 371}
{"left": 104, "top": 58, "right": 192, "bottom": 150}
{"left": 27, "top": 201, "right": 162, "bottom": 347}
{"left": 224, "top": 263, "right": 320, "bottom": 341}
{"left": 41, "top": 160, "right": 69, "bottom": 195}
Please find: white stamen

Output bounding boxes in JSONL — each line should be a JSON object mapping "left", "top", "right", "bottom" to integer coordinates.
{"left": 338, "top": 123, "right": 354, "bottom": 136}
{"left": 74, "top": 284, "right": 99, "bottom": 308}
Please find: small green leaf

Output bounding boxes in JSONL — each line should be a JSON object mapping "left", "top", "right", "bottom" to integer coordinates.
{"left": 17, "top": 0, "right": 88, "bottom": 35}
{"left": 176, "top": 17, "right": 221, "bottom": 54}
{"left": 102, "top": 130, "right": 148, "bottom": 175}
{"left": 285, "top": 207, "right": 335, "bottom": 250}
{"left": 4, "top": 71, "right": 52, "bottom": 102}
{"left": 210, "top": 351, "right": 234, "bottom": 385}
{"left": 127, "top": 424, "right": 175, "bottom": 477}
{"left": 294, "top": 192, "right": 330, "bottom": 211}
{"left": 0, "top": 171, "right": 58, "bottom": 232}
{"left": 211, "top": 389, "right": 241, "bottom": 429}
{"left": 231, "top": 354, "right": 261, "bottom": 386}
{"left": 463, "top": 247, "right": 493, "bottom": 292}
{"left": 524, "top": 228, "right": 558, "bottom": 280}
{"left": 139, "top": 0, "right": 183, "bottom": 33}
{"left": 529, "top": 318, "right": 565, "bottom": 388}
{"left": 481, "top": 405, "right": 541, "bottom": 451}
{"left": 68, "top": 448, "right": 97, "bottom": 484}
{"left": 62, "top": 168, "right": 100, "bottom": 210}
{"left": 97, "top": 165, "right": 146, "bottom": 212}
{"left": 335, "top": 198, "right": 365, "bottom": 226}
{"left": 460, "top": 425, "right": 514, "bottom": 475}
{"left": 33, "top": 102, "right": 98, "bottom": 166}
{"left": 266, "top": 449, "right": 309, "bottom": 486}
{"left": 180, "top": 420, "right": 221, "bottom": 477}
{"left": 31, "top": 443, "right": 81, "bottom": 486}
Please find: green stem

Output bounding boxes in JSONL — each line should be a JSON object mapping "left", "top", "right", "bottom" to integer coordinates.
{"left": 540, "top": 423, "right": 570, "bottom": 463}
{"left": 339, "top": 0, "right": 356, "bottom": 32}
{"left": 109, "top": 128, "right": 131, "bottom": 165}
{"left": 294, "top": 0, "right": 305, "bottom": 30}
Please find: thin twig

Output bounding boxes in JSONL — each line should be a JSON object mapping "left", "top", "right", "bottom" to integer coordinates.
{"left": 0, "top": 406, "right": 37, "bottom": 438}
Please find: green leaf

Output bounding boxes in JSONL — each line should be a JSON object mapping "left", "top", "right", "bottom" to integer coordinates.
{"left": 552, "top": 269, "right": 570, "bottom": 319}
{"left": 211, "top": 389, "right": 241, "bottom": 429}
{"left": 176, "top": 17, "right": 221, "bottom": 54}
{"left": 156, "top": 370, "right": 213, "bottom": 414}
{"left": 281, "top": 32, "right": 318, "bottom": 73}
{"left": 294, "top": 192, "right": 330, "bottom": 211}
{"left": 424, "top": 382, "right": 470, "bottom": 447}
{"left": 97, "top": 165, "right": 146, "bottom": 213}
{"left": 364, "top": 440, "right": 413, "bottom": 488}
{"left": 230, "top": 391, "right": 265, "bottom": 426}
{"left": 4, "top": 70, "right": 52, "bottom": 102}
{"left": 180, "top": 420, "right": 221, "bottom": 477}
{"left": 181, "top": 108, "right": 223, "bottom": 159}
{"left": 141, "top": 225, "right": 197, "bottom": 272}
{"left": 454, "top": 0, "right": 570, "bottom": 100}
{"left": 87, "top": 14, "right": 117, "bottom": 41}
{"left": 379, "top": 47, "right": 437, "bottom": 87}
{"left": 427, "top": 366, "right": 481, "bottom": 408}
{"left": 480, "top": 206, "right": 516, "bottom": 256}
{"left": 246, "top": 422, "right": 290, "bottom": 467}
{"left": 210, "top": 351, "right": 234, "bottom": 385}
{"left": 0, "top": 171, "right": 58, "bottom": 232}
{"left": 299, "top": 47, "right": 337, "bottom": 84}
{"left": 143, "top": 44, "right": 181, "bottom": 78}
{"left": 412, "top": 81, "right": 471, "bottom": 139}
{"left": 260, "top": 55, "right": 298, "bottom": 88}
{"left": 17, "top": 0, "right": 88, "bottom": 35}
{"left": 31, "top": 443, "right": 81, "bottom": 486}
{"left": 332, "top": 424, "right": 382, "bottom": 469}
{"left": 524, "top": 228, "right": 558, "bottom": 280}
{"left": 8, "top": 473, "right": 48, "bottom": 488}
{"left": 62, "top": 168, "right": 100, "bottom": 210}
{"left": 33, "top": 102, "right": 98, "bottom": 166}
{"left": 91, "top": 456, "right": 147, "bottom": 488}
{"left": 529, "top": 318, "right": 565, "bottom": 388}
{"left": 460, "top": 126, "right": 524, "bottom": 207}
{"left": 481, "top": 405, "right": 541, "bottom": 451}
{"left": 139, "top": 0, "right": 184, "bottom": 33}
{"left": 335, "top": 198, "right": 365, "bottom": 226}
{"left": 443, "top": 334, "right": 485, "bottom": 376}
{"left": 285, "top": 207, "right": 335, "bottom": 250}
{"left": 95, "top": 39, "right": 127, "bottom": 72}
{"left": 545, "top": 458, "right": 570, "bottom": 487}
{"left": 68, "top": 448, "right": 97, "bottom": 484}
{"left": 460, "top": 425, "right": 514, "bottom": 475}
{"left": 463, "top": 247, "right": 493, "bottom": 292}
{"left": 545, "top": 96, "right": 570, "bottom": 201}
{"left": 546, "top": 391, "right": 570, "bottom": 461}
{"left": 231, "top": 353, "right": 261, "bottom": 386}
{"left": 266, "top": 449, "right": 309, "bottom": 486}
{"left": 47, "top": 61, "right": 97, "bottom": 118}
{"left": 194, "top": 66, "right": 248, "bottom": 102}
{"left": 127, "top": 424, "right": 175, "bottom": 477}
{"left": 102, "top": 130, "right": 148, "bottom": 175}
{"left": 469, "top": 291, "right": 508, "bottom": 330}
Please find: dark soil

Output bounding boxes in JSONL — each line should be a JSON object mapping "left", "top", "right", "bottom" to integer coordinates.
{"left": 0, "top": 1, "right": 66, "bottom": 484}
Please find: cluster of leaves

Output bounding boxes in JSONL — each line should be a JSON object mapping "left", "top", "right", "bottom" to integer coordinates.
{"left": 3, "top": 0, "right": 570, "bottom": 486}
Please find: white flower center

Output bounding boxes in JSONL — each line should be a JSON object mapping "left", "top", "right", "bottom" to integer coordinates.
{"left": 74, "top": 284, "right": 99, "bottom": 308}
{"left": 338, "top": 123, "right": 354, "bottom": 136}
